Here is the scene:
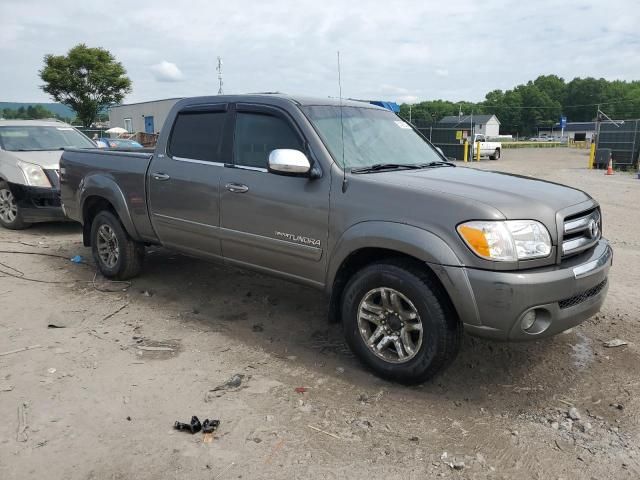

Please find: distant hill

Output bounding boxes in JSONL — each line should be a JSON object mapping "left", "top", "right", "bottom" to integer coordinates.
{"left": 0, "top": 102, "right": 76, "bottom": 119}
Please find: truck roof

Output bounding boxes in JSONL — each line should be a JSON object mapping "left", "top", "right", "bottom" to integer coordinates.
{"left": 0, "top": 119, "right": 73, "bottom": 127}
{"left": 173, "top": 94, "right": 386, "bottom": 111}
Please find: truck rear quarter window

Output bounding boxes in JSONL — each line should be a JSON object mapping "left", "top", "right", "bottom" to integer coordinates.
{"left": 234, "top": 112, "right": 302, "bottom": 169}
{"left": 168, "top": 111, "right": 226, "bottom": 162}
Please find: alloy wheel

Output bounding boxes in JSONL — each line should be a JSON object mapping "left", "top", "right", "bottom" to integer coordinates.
{"left": 357, "top": 287, "right": 423, "bottom": 363}
{"left": 96, "top": 224, "right": 120, "bottom": 268}
{"left": 0, "top": 188, "right": 17, "bottom": 224}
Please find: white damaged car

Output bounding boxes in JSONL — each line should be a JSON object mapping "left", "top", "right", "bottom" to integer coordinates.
{"left": 0, "top": 119, "right": 95, "bottom": 229}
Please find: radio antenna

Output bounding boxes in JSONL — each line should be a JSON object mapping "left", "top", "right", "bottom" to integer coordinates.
{"left": 338, "top": 51, "right": 347, "bottom": 193}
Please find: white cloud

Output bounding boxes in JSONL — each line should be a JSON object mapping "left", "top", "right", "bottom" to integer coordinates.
{"left": 150, "top": 61, "right": 184, "bottom": 82}
{"left": 397, "top": 95, "right": 419, "bottom": 104}
{"left": 435, "top": 69, "right": 449, "bottom": 77}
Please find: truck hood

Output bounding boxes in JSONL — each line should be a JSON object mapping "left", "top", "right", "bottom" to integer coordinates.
{"left": 4, "top": 150, "right": 63, "bottom": 170}
{"left": 361, "top": 166, "right": 591, "bottom": 218}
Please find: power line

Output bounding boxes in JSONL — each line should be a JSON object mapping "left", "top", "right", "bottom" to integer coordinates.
{"left": 413, "top": 99, "right": 640, "bottom": 110}
{"left": 482, "top": 99, "right": 640, "bottom": 110}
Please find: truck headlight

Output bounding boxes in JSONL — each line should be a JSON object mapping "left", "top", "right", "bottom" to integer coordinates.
{"left": 17, "top": 160, "right": 52, "bottom": 188}
{"left": 457, "top": 220, "right": 551, "bottom": 261}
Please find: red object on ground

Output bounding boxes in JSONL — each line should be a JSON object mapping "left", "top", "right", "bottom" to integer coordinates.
{"left": 605, "top": 157, "right": 614, "bottom": 175}
{"left": 295, "top": 387, "right": 308, "bottom": 393}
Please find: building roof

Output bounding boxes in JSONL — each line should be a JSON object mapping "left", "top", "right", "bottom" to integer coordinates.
{"left": 364, "top": 101, "right": 401, "bottom": 113}
{"left": 438, "top": 114, "right": 499, "bottom": 126}
{"left": 538, "top": 122, "right": 596, "bottom": 132}
{"left": 109, "top": 97, "right": 183, "bottom": 109}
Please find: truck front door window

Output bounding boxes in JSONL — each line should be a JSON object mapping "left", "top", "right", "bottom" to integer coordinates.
{"left": 233, "top": 112, "right": 302, "bottom": 169}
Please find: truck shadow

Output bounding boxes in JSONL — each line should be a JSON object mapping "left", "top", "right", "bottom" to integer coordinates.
{"left": 132, "top": 249, "right": 582, "bottom": 408}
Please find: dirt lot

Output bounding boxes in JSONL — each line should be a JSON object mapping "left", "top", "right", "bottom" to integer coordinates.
{"left": 0, "top": 148, "right": 638, "bottom": 479}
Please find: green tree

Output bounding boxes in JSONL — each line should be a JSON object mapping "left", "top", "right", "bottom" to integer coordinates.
{"left": 563, "top": 77, "right": 608, "bottom": 121}
{"left": 39, "top": 44, "right": 131, "bottom": 127}
{"left": 533, "top": 75, "right": 566, "bottom": 104}
{"left": 1, "top": 105, "right": 56, "bottom": 120}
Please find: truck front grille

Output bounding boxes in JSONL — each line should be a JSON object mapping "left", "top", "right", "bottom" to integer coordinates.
{"left": 562, "top": 208, "right": 601, "bottom": 257}
{"left": 558, "top": 279, "right": 607, "bottom": 309}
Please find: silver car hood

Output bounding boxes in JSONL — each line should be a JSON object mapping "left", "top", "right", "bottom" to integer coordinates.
{"left": 3, "top": 150, "right": 63, "bottom": 170}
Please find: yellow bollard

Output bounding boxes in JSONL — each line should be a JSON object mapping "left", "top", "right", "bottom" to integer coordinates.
{"left": 475, "top": 142, "right": 481, "bottom": 161}
{"left": 463, "top": 140, "right": 468, "bottom": 163}
{"left": 589, "top": 142, "right": 596, "bottom": 169}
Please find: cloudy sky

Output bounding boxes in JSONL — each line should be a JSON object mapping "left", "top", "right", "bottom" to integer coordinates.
{"left": 1, "top": 0, "right": 637, "bottom": 104}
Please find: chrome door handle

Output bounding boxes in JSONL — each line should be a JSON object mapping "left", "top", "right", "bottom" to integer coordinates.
{"left": 225, "top": 183, "right": 249, "bottom": 193}
{"left": 152, "top": 172, "right": 171, "bottom": 181}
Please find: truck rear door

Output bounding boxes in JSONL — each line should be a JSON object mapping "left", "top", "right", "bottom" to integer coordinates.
{"left": 218, "top": 103, "right": 330, "bottom": 286}
{"left": 147, "top": 103, "right": 230, "bottom": 257}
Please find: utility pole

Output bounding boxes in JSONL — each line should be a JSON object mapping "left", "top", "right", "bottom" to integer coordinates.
{"left": 217, "top": 57, "right": 223, "bottom": 95}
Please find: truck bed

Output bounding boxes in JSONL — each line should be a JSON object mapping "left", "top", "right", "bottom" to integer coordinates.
{"left": 60, "top": 148, "right": 157, "bottom": 242}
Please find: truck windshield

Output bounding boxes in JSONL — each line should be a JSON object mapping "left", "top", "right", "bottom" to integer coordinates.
{"left": 302, "top": 106, "right": 443, "bottom": 170}
{"left": 0, "top": 126, "right": 96, "bottom": 151}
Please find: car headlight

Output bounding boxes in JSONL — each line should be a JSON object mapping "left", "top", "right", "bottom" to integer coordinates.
{"left": 457, "top": 220, "right": 552, "bottom": 261}
{"left": 17, "top": 160, "right": 52, "bottom": 188}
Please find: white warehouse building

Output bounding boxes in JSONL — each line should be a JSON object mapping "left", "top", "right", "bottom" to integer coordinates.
{"left": 108, "top": 98, "right": 182, "bottom": 134}
{"left": 437, "top": 114, "right": 501, "bottom": 137}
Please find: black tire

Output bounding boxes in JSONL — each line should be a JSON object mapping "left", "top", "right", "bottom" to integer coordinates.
{"left": 489, "top": 149, "right": 500, "bottom": 160}
{"left": 342, "top": 260, "right": 462, "bottom": 384}
{"left": 90, "top": 210, "right": 144, "bottom": 280}
{"left": 0, "top": 181, "right": 31, "bottom": 230}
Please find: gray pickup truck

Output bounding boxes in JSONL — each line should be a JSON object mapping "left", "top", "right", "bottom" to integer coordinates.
{"left": 60, "top": 95, "right": 612, "bottom": 383}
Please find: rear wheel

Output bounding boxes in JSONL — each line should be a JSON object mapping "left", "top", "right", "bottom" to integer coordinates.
{"left": 341, "top": 260, "right": 462, "bottom": 384}
{"left": 0, "top": 181, "right": 30, "bottom": 230}
{"left": 91, "top": 211, "right": 144, "bottom": 280}
{"left": 489, "top": 149, "right": 500, "bottom": 160}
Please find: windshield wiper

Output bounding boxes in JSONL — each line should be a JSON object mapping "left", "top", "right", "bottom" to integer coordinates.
{"left": 351, "top": 161, "right": 455, "bottom": 173}
{"left": 351, "top": 163, "right": 426, "bottom": 174}
{"left": 413, "top": 161, "right": 456, "bottom": 168}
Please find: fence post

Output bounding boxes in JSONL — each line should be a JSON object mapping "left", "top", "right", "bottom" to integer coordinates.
{"left": 463, "top": 140, "right": 468, "bottom": 163}
{"left": 475, "top": 142, "right": 481, "bottom": 161}
{"left": 589, "top": 142, "right": 596, "bottom": 169}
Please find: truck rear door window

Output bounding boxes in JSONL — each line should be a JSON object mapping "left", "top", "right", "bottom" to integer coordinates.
{"left": 234, "top": 112, "right": 302, "bottom": 169}
{"left": 169, "top": 111, "right": 226, "bottom": 162}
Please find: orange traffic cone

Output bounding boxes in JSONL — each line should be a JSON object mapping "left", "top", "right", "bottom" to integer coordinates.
{"left": 605, "top": 157, "right": 614, "bottom": 175}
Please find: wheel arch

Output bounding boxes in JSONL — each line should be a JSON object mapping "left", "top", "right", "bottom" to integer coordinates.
{"left": 80, "top": 175, "right": 139, "bottom": 246}
{"left": 326, "top": 222, "right": 463, "bottom": 324}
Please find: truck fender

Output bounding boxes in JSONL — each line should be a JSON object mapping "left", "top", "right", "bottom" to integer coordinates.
{"left": 79, "top": 174, "right": 140, "bottom": 241}
{"left": 326, "top": 221, "right": 462, "bottom": 291}
{"left": 325, "top": 221, "right": 481, "bottom": 326}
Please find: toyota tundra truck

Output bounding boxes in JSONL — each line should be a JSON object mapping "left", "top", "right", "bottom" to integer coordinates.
{"left": 59, "top": 95, "right": 612, "bottom": 384}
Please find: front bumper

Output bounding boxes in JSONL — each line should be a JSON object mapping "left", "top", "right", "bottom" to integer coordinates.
{"left": 439, "top": 239, "right": 612, "bottom": 341}
{"left": 11, "top": 183, "right": 67, "bottom": 223}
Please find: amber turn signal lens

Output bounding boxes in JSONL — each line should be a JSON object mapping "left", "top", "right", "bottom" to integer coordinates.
{"left": 457, "top": 225, "right": 490, "bottom": 257}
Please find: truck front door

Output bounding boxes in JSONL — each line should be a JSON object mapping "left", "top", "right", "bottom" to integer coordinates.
{"left": 219, "top": 104, "right": 330, "bottom": 286}
{"left": 147, "top": 104, "right": 229, "bottom": 258}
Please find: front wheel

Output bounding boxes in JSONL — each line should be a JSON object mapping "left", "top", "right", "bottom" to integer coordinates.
{"left": 341, "top": 260, "right": 461, "bottom": 384}
{"left": 0, "top": 181, "right": 31, "bottom": 230}
{"left": 91, "top": 211, "right": 144, "bottom": 280}
{"left": 489, "top": 149, "right": 500, "bottom": 160}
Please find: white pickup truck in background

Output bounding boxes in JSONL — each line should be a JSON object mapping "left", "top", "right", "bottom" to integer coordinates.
{"left": 470, "top": 134, "right": 502, "bottom": 160}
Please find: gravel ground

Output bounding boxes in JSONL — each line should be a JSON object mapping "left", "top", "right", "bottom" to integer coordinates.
{"left": 0, "top": 147, "right": 638, "bottom": 479}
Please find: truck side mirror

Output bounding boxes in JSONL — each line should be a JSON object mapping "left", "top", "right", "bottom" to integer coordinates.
{"left": 268, "top": 149, "right": 311, "bottom": 176}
